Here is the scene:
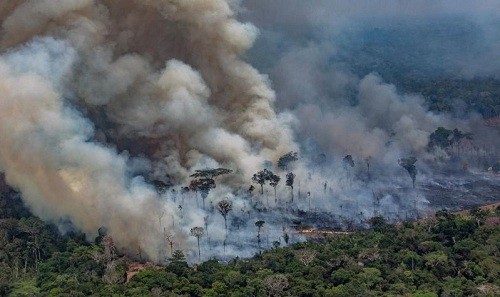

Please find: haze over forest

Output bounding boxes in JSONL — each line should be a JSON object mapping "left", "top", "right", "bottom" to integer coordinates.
{"left": 0, "top": 0, "right": 498, "bottom": 276}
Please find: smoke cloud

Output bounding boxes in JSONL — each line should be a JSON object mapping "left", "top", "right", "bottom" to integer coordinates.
{"left": 0, "top": 0, "right": 498, "bottom": 262}
{"left": 241, "top": 0, "right": 500, "bottom": 165}
{"left": 0, "top": 0, "right": 296, "bottom": 261}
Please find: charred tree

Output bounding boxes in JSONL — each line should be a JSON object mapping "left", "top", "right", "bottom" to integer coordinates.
{"left": 190, "top": 227, "right": 204, "bottom": 260}
{"left": 269, "top": 174, "right": 281, "bottom": 204}
{"left": 277, "top": 151, "right": 298, "bottom": 171}
{"left": 286, "top": 172, "right": 295, "bottom": 203}
{"left": 255, "top": 220, "right": 265, "bottom": 253}
{"left": 398, "top": 157, "right": 418, "bottom": 188}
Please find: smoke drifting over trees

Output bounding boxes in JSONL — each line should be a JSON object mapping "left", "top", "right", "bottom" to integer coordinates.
{"left": 0, "top": 0, "right": 296, "bottom": 262}
{"left": 0, "top": 0, "right": 498, "bottom": 262}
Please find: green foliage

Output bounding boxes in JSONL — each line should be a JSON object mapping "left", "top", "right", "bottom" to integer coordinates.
{"left": 1, "top": 189, "right": 499, "bottom": 296}
{"left": 428, "top": 127, "right": 473, "bottom": 151}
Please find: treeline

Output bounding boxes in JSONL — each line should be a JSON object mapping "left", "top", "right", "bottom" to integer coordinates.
{"left": 1, "top": 186, "right": 499, "bottom": 296}
{"left": 406, "top": 78, "right": 500, "bottom": 119}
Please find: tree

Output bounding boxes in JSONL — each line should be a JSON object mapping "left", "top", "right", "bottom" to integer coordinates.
{"left": 252, "top": 169, "right": 272, "bottom": 195}
{"left": 169, "top": 250, "right": 186, "bottom": 262}
{"left": 189, "top": 179, "right": 201, "bottom": 207}
{"left": 190, "top": 227, "right": 204, "bottom": 260}
{"left": 295, "top": 249, "right": 317, "bottom": 266}
{"left": 365, "top": 156, "right": 372, "bottom": 180}
{"left": 369, "top": 216, "right": 388, "bottom": 232}
{"left": 343, "top": 155, "right": 355, "bottom": 168}
{"left": 18, "top": 218, "right": 44, "bottom": 271}
{"left": 153, "top": 180, "right": 169, "bottom": 194}
{"left": 450, "top": 128, "right": 473, "bottom": 144}
{"left": 282, "top": 227, "right": 290, "bottom": 246}
{"left": 428, "top": 127, "right": 473, "bottom": 151}
{"left": 197, "top": 178, "right": 215, "bottom": 209}
{"left": 101, "top": 235, "right": 116, "bottom": 262}
{"left": 272, "top": 240, "right": 281, "bottom": 249}
{"left": 165, "top": 232, "right": 175, "bottom": 257}
{"left": 285, "top": 172, "right": 295, "bottom": 202}
{"left": 469, "top": 207, "right": 488, "bottom": 227}
{"left": 277, "top": 151, "right": 298, "bottom": 171}
{"left": 343, "top": 155, "right": 355, "bottom": 187}
{"left": 269, "top": 174, "right": 281, "bottom": 203}
{"left": 190, "top": 168, "right": 233, "bottom": 179}
{"left": 398, "top": 157, "right": 418, "bottom": 188}
{"left": 189, "top": 168, "right": 232, "bottom": 209}
{"left": 264, "top": 274, "right": 289, "bottom": 297}
{"left": 189, "top": 178, "right": 216, "bottom": 209}
{"left": 203, "top": 216, "right": 210, "bottom": 244}
{"left": 180, "top": 186, "right": 189, "bottom": 203}
{"left": 216, "top": 200, "right": 233, "bottom": 236}
{"left": 428, "top": 127, "right": 454, "bottom": 150}
{"left": 255, "top": 220, "right": 265, "bottom": 253}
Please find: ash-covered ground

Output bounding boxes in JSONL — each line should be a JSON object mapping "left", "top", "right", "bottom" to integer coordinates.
{"left": 274, "top": 170, "right": 499, "bottom": 233}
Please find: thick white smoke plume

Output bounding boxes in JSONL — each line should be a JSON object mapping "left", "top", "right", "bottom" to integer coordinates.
{"left": 0, "top": 0, "right": 295, "bottom": 261}
{"left": 0, "top": 0, "right": 498, "bottom": 262}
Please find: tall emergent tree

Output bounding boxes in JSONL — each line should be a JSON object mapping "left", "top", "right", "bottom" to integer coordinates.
{"left": 269, "top": 173, "right": 281, "bottom": 203}
{"left": 195, "top": 178, "right": 216, "bottom": 209}
{"left": 188, "top": 179, "right": 201, "bottom": 208}
{"left": 189, "top": 168, "right": 232, "bottom": 209}
{"left": 285, "top": 172, "right": 295, "bottom": 202}
{"left": 216, "top": 199, "right": 233, "bottom": 236}
{"left": 203, "top": 216, "right": 210, "bottom": 244}
{"left": 399, "top": 157, "right": 418, "bottom": 188}
{"left": 343, "top": 155, "right": 355, "bottom": 187}
{"left": 255, "top": 220, "right": 265, "bottom": 253}
{"left": 164, "top": 231, "right": 175, "bottom": 257}
{"left": 190, "top": 227, "right": 204, "bottom": 260}
{"left": 277, "top": 151, "right": 299, "bottom": 171}
{"left": 252, "top": 169, "right": 272, "bottom": 195}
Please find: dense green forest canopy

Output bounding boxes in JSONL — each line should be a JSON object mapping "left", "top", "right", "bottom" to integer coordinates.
{"left": 1, "top": 187, "right": 499, "bottom": 296}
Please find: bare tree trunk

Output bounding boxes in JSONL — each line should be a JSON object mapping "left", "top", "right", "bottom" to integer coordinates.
{"left": 24, "top": 258, "right": 27, "bottom": 276}
{"left": 205, "top": 221, "right": 210, "bottom": 244}
{"left": 298, "top": 181, "right": 301, "bottom": 200}
{"left": 224, "top": 217, "right": 228, "bottom": 236}
{"left": 197, "top": 238, "right": 201, "bottom": 260}
{"left": 257, "top": 233, "right": 261, "bottom": 254}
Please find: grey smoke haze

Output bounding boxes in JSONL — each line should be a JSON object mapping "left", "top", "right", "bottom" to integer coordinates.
{"left": 0, "top": 0, "right": 498, "bottom": 263}
{"left": 241, "top": 0, "right": 500, "bottom": 164}
{"left": 0, "top": 0, "right": 296, "bottom": 262}
{"left": 243, "top": 0, "right": 500, "bottom": 79}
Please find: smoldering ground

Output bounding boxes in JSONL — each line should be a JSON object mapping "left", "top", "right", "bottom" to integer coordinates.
{"left": 0, "top": 0, "right": 498, "bottom": 262}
